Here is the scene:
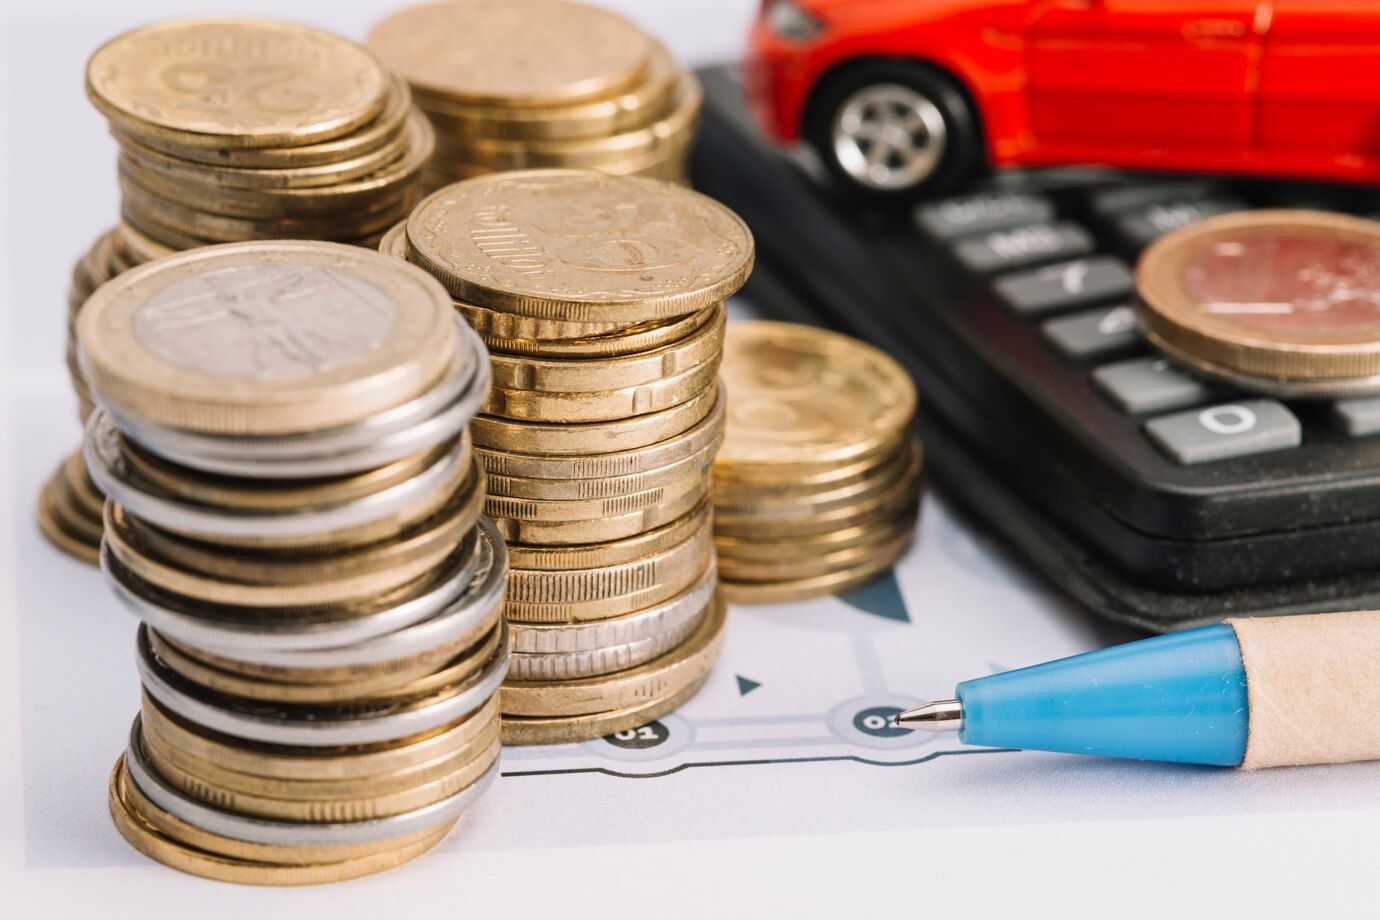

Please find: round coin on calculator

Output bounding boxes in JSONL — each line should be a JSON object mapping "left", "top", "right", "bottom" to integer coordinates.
{"left": 1136, "top": 210, "right": 1380, "bottom": 398}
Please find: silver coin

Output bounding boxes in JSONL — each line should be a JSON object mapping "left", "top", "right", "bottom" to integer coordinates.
{"left": 100, "top": 316, "right": 490, "bottom": 478}
{"left": 136, "top": 618, "right": 510, "bottom": 747}
{"left": 508, "top": 564, "right": 716, "bottom": 654}
{"left": 507, "top": 606, "right": 707, "bottom": 681}
{"left": 100, "top": 529, "right": 483, "bottom": 655}
{"left": 125, "top": 718, "right": 498, "bottom": 847}
{"left": 174, "top": 518, "right": 509, "bottom": 669}
{"left": 85, "top": 412, "right": 470, "bottom": 541}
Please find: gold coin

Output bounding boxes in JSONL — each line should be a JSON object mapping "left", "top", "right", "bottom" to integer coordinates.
{"left": 501, "top": 673, "right": 707, "bottom": 745}
{"left": 720, "top": 538, "right": 915, "bottom": 606}
{"left": 491, "top": 473, "right": 709, "bottom": 546}
{"left": 472, "top": 381, "right": 718, "bottom": 456}
{"left": 36, "top": 467, "right": 101, "bottom": 565}
{"left": 77, "top": 240, "right": 456, "bottom": 435}
{"left": 110, "top": 758, "right": 454, "bottom": 884}
{"left": 63, "top": 450, "right": 108, "bottom": 518}
{"left": 718, "top": 516, "right": 918, "bottom": 583}
{"left": 500, "top": 592, "right": 725, "bottom": 717}
{"left": 115, "top": 114, "right": 433, "bottom": 218}
{"left": 488, "top": 305, "right": 723, "bottom": 392}
{"left": 105, "top": 469, "right": 480, "bottom": 608}
{"left": 714, "top": 438, "right": 921, "bottom": 523}
{"left": 717, "top": 320, "right": 916, "bottom": 474}
{"left": 714, "top": 503, "right": 918, "bottom": 563}
{"left": 116, "top": 219, "right": 175, "bottom": 263}
{"left": 145, "top": 725, "right": 500, "bottom": 822}
{"left": 121, "top": 435, "right": 462, "bottom": 512}
{"left": 420, "top": 43, "right": 680, "bottom": 143}
{"left": 505, "top": 524, "right": 712, "bottom": 623}
{"left": 714, "top": 449, "right": 923, "bottom": 540}
{"left": 485, "top": 432, "right": 719, "bottom": 501}
{"left": 369, "top": 0, "right": 655, "bottom": 108}
{"left": 713, "top": 428, "right": 909, "bottom": 492}
{"left": 438, "top": 73, "right": 699, "bottom": 171}
{"left": 476, "top": 388, "right": 723, "bottom": 480}
{"left": 477, "top": 305, "right": 719, "bottom": 360}
{"left": 1137, "top": 209, "right": 1380, "bottom": 385}
{"left": 118, "top": 169, "right": 416, "bottom": 244}
{"left": 142, "top": 709, "right": 497, "bottom": 802}
{"left": 424, "top": 127, "right": 693, "bottom": 184}
{"left": 484, "top": 357, "right": 718, "bottom": 423}
{"left": 87, "top": 19, "right": 390, "bottom": 149}
{"left": 115, "top": 74, "right": 414, "bottom": 170}
{"left": 406, "top": 170, "right": 754, "bottom": 323}
{"left": 141, "top": 692, "right": 500, "bottom": 783}
{"left": 505, "top": 500, "right": 710, "bottom": 570}
{"left": 148, "top": 620, "right": 500, "bottom": 704}
{"left": 144, "top": 717, "right": 499, "bottom": 810}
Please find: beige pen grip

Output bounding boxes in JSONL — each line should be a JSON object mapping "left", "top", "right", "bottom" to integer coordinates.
{"left": 1226, "top": 611, "right": 1380, "bottom": 770}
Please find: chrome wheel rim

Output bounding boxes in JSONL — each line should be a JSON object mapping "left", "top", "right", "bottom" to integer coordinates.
{"left": 832, "top": 83, "right": 948, "bottom": 192}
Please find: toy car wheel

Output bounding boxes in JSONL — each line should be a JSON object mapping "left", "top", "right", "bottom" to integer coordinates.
{"left": 807, "top": 60, "right": 982, "bottom": 202}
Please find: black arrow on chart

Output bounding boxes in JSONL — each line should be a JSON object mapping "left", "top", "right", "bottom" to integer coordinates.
{"left": 839, "top": 570, "right": 909, "bottom": 622}
{"left": 735, "top": 675, "right": 761, "bottom": 696}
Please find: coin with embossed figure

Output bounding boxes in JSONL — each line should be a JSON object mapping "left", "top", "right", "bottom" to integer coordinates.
{"left": 77, "top": 241, "right": 456, "bottom": 435}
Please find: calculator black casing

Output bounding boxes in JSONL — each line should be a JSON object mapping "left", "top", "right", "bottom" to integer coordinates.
{"left": 691, "top": 65, "right": 1380, "bottom": 631}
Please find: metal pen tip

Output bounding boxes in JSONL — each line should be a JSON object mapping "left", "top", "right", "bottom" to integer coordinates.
{"left": 895, "top": 699, "right": 964, "bottom": 732}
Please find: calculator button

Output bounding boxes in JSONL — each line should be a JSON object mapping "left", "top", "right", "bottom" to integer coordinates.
{"left": 953, "top": 222, "right": 1094, "bottom": 274}
{"left": 992, "top": 256, "right": 1135, "bottom": 317}
{"left": 1085, "top": 180, "right": 1225, "bottom": 216}
{"left": 1111, "top": 198, "right": 1247, "bottom": 252}
{"left": 1041, "top": 304, "right": 1141, "bottom": 362}
{"left": 1144, "top": 401, "right": 1301, "bottom": 465}
{"left": 1330, "top": 397, "right": 1380, "bottom": 437}
{"left": 1092, "top": 357, "right": 1214, "bottom": 416}
{"left": 915, "top": 192, "right": 1056, "bottom": 239}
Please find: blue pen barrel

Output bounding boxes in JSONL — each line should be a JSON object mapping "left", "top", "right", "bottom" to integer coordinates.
{"left": 956, "top": 624, "right": 1250, "bottom": 766}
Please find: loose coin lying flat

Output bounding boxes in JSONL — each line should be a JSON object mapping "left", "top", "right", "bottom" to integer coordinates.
{"left": 1137, "top": 209, "right": 1380, "bottom": 397}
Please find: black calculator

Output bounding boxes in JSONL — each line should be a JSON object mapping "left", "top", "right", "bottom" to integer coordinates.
{"left": 692, "top": 65, "right": 1380, "bottom": 631}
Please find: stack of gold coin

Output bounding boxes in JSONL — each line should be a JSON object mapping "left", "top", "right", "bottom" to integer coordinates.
{"left": 713, "top": 321, "right": 924, "bottom": 605}
{"left": 78, "top": 241, "right": 507, "bottom": 885}
{"left": 385, "top": 169, "right": 753, "bottom": 744}
{"left": 40, "top": 17, "right": 436, "bottom": 566}
{"left": 369, "top": 0, "right": 698, "bottom": 191}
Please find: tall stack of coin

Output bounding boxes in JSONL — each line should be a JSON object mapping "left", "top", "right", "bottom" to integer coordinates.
{"left": 385, "top": 169, "right": 753, "bottom": 744}
{"left": 78, "top": 241, "right": 506, "bottom": 884}
{"left": 40, "top": 17, "right": 435, "bottom": 565}
{"left": 713, "top": 321, "right": 923, "bottom": 604}
{"left": 369, "top": 0, "right": 698, "bottom": 191}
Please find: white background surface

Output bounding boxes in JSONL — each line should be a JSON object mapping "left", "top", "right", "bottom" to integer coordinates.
{"left": 3, "top": 1, "right": 1379, "bottom": 917}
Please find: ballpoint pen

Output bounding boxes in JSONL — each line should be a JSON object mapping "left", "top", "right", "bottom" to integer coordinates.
{"left": 898, "top": 610, "right": 1380, "bottom": 769}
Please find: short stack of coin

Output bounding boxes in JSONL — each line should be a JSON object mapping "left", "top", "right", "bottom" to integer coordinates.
{"left": 78, "top": 241, "right": 508, "bottom": 884}
{"left": 386, "top": 169, "right": 754, "bottom": 743}
{"left": 40, "top": 17, "right": 436, "bottom": 565}
{"left": 713, "top": 321, "right": 923, "bottom": 605}
{"left": 369, "top": 0, "right": 698, "bottom": 191}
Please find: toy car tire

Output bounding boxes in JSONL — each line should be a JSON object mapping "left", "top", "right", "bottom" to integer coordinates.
{"left": 805, "top": 59, "right": 983, "bottom": 202}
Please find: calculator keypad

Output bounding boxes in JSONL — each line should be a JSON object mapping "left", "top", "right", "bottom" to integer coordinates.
{"left": 927, "top": 181, "right": 1374, "bottom": 465}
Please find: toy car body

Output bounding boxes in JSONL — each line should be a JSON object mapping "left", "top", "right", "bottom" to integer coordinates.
{"left": 747, "top": 0, "right": 1380, "bottom": 199}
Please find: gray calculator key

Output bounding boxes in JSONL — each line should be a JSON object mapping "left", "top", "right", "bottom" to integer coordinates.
{"left": 1112, "top": 198, "right": 1247, "bottom": 251}
{"left": 953, "top": 222, "right": 1094, "bottom": 273}
{"left": 1092, "top": 357, "right": 1214, "bottom": 415}
{"left": 1331, "top": 397, "right": 1380, "bottom": 437}
{"left": 1086, "top": 180, "right": 1223, "bottom": 215}
{"left": 916, "top": 192, "right": 1056, "bottom": 239}
{"left": 993, "top": 256, "right": 1135, "bottom": 317}
{"left": 1144, "top": 401, "right": 1301, "bottom": 465}
{"left": 1041, "top": 304, "right": 1141, "bottom": 362}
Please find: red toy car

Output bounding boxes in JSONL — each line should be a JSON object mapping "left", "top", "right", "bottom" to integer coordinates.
{"left": 747, "top": 0, "right": 1380, "bottom": 200}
